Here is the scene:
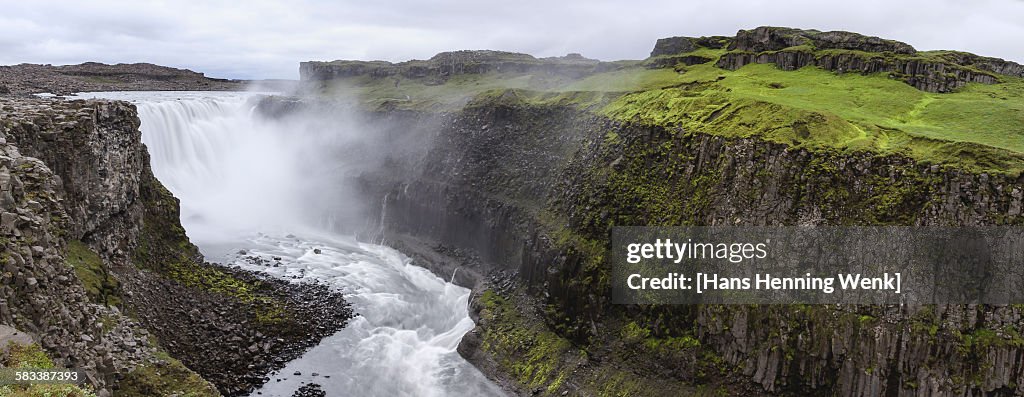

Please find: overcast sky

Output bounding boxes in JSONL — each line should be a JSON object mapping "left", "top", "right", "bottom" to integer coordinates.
{"left": 1, "top": 0, "right": 1022, "bottom": 80}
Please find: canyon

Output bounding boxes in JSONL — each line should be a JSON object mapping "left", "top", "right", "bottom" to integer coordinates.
{"left": 2, "top": 26, "right": 1024, "bottom": 397}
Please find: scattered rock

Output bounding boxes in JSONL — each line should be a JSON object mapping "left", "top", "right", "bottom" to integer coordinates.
{"left": 291, "top": 383, "right": 326, "bottom": 397}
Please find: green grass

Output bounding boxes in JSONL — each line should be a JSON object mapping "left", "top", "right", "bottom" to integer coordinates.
{"left": 478, "top": 290, "right": 701, "bottom": 396}
{"left": 116, "top": 350, "right": 219, "bottom": 397}
{"left": 4, "top": 343, "right": 54, "bottom": 369}
{"left": 321, "top": 63, "right": 687, "bottom": 111}
{"left": 1, "top": 343, "right": 98, "bottom": 397}
{"left": 478, "top": 290, "right": 572, "bottom": 393}
{"left": 560, "top": 68, "right": 689, "bottom": 92}
{"left": 320, "top": 47, "right": 1024, "bottom": 175}
{"left": 66, "top": 240, "right": 121, "bottom": 307}
{"left": 601, "top": 62, "right": 1024, "bottom": 175}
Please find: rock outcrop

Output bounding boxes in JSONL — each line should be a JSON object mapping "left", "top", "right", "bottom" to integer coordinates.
{"left": 650, "top": 36, "right": 729, "bottom": 57}
{"left": 0, "top": 62, "right": 246, "bottom": 96}
{"left": 0, "top": 98, "right": 160, "bottom": 394}
{"left": 647, "top": 26, "right": 1024, "bottom": 93}
{"left": 300, "top": 50, "right": 612, "bottom": 83}
{"left": 728, "top": 26, "right": 916, "bottom": 54}
{"left": 258, "top": 81, "right": 1024, "bottom": 395}
{"left": 1, "top": 97, "right": 353, "bottom": 396}
{"left": 714, "top": 48, "right": 1006, "bottom": 93}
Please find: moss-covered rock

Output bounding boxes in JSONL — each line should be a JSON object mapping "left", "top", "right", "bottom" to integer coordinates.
{"left": 116, "top": 350, "right": 219, "bottom": 397}
{"left": 1, "top": 342, "right": 97, "bottom": 397}
{"left": 65, "top": 240, "right": 121, "bottom": 307}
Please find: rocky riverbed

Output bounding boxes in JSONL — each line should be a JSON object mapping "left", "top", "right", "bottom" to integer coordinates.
{"left": 123, "top": 259, "right": 354, "bottom": 395}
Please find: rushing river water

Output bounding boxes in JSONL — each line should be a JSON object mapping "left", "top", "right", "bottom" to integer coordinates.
{"left": 75, "top": 92, "right": 506, "bottom": 397}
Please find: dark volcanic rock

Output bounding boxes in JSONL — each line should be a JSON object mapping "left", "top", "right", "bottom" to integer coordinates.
{"left": 121, "top": 263, "right": 353, "bottom": 396}
{"left": 301, "top": 50, "right": 615, "bottom": 82}
{"left": 2, "top": 96, "right": 354, "bottom": 396}
{"left": 275, "top": 91, "right": 1024, "bottom": 395}
{"left": 650, "top": 37, "right": 696, "bottom": 57}
{"left": 647, "top": 26, "right": 1024, "bottom": 93}
{"left": 714, "top": 47, "right": 1003, "bottom": 93}
{"left": 650, "top": 35, "right": 731, "bottom": 57}
{"left": 0, "top": 62, "right": 246, "bottom": 95}
{"left": 728, "top": 26, "right": 916, "bottom": 54}
{"left": 291, "top": 383, "right": 326, "bottom": 397}
{"left": 645, "top": 55, "right": 713, "bottom": 69}
{"left": 0, "top": 97, "right": 163, "bottom": 394}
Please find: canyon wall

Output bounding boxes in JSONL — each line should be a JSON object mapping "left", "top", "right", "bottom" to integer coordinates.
{"left": 281, "top": 93, "right": 1024, "bottom": 395}
{"left": 0, "top": 97, "right": 351, "bottom": 396}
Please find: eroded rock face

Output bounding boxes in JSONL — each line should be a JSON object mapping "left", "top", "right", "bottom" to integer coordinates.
{"left": 646, "top": 26, "right": 1024, "bottom": 93}
{"left": 0, "top": 97, "right": 156, "bottom": 393}
{"left": 729, "top": 26, "right": 917, "bottom": 54}
{"left": 650, "top": 37, "right": 697, "bottom": 57}
{"left": 3, "top": 98, "right": 145, "bottom": 250}
{"left": 1, "top": 97, "right": 353, "bottom": 396}
{"left": 715, "top": 49, "right": 1003, "bottom": 93}
{"left": 304, "top": 94, "right": 1024, "bottom": 396}
{"left": 650, "top": 36, "right": 731, "bottom": 58}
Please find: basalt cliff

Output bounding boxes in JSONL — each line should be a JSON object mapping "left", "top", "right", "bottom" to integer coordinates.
{"left": 2, "top": 25, "right": 1024, "bottom": 397}
{"left": 282, "top": 26, "right": 1024, "bottom": 396}
{"left": 0, "top": 97, "right": 352, "bottom": 396}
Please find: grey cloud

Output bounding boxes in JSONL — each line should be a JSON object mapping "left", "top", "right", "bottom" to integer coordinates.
{"left": 2, "top": 0, "right": 1022, "bottom": 79}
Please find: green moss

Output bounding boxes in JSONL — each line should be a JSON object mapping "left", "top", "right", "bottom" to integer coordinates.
{"left": 1, "top": 343, "right": 98, "bottom": 397}
{"left": 479, "top": 290, "right": 572, "bottom": 392}
{"left": 962, "top": 327, "right": 1024, "bottom": 351}
{"left": 595, "top": 371, "right": 645, "bottom": 397}
{"left": 66, "top": 240, "right": 121, "bottom": 307}
{"left": 164, "top": 262, "right": 255, "bottom": 301}
{"left": 644, "top": 334, "right": 701, "bottom": 352}
{"left": 0, "top": 384, "right": 98, "bottom": 397}
{"left": 621, "top": 322, "right": 700, "bottom": 352}
{"left": 620, "top": 321, "right": 651, "bottom": 343}
{"left": 116, "top": 351, "right": 219, "bottom": 397}
{"left": 601, "top": 63, "right": 1024, "bottom": 175}
{"left": 254, "top": 303, "right": 287, "bottom": 325}
{"left": 133, "top": 174, "right": 287, "bottom": 325}
{"left": 319, "top": 44, "right": 1024, "bottom": 175}
{"left": 4, "top": 343, "right": 54, "bottom": 369}
{"left": 480, "top": 290, "right": 703, "bottom": 396}
{"left": 909, "top": 307, "right": 941, "bottom": 339}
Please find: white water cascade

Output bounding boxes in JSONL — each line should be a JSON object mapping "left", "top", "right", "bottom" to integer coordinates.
{"left": 75, "top": 92, "right": 507, "bottom": 397}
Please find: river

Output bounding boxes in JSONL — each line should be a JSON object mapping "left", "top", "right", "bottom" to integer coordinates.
{"left": 75, "top": 91, "right": 506, "bottom": 397}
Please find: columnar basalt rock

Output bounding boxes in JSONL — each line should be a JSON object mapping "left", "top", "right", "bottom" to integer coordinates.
{"left": 644, "top": 27, "right": 1024, "bottom": 94}
{"left": 728, "top": 27, "right": 917, "bottom": 54}
{"left": 276, "top": 91, "right": 1024, "bottom": 395}
{"left": 1, "top": 97, "right": 352, "bottom": 396}
{"left": 715, "top": 50, "right": 1004, "bottom": 93}
{"left": 0, "top": 98, "right": 156, "bottom": 395}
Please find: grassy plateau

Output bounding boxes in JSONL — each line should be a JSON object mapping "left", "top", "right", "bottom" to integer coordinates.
{"left": 316, "top": 45, "right": 1024, "bottom": 175}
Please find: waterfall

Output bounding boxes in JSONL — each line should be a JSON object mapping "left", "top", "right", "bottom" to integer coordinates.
{"left": 108, "top": 91, "right": 311, "bottom": 246}
{"left": 376, "top": 192, "right": 389, "bottom": 246}
{"left": 73, "top": 91, "right": 506, "bottom": 397}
